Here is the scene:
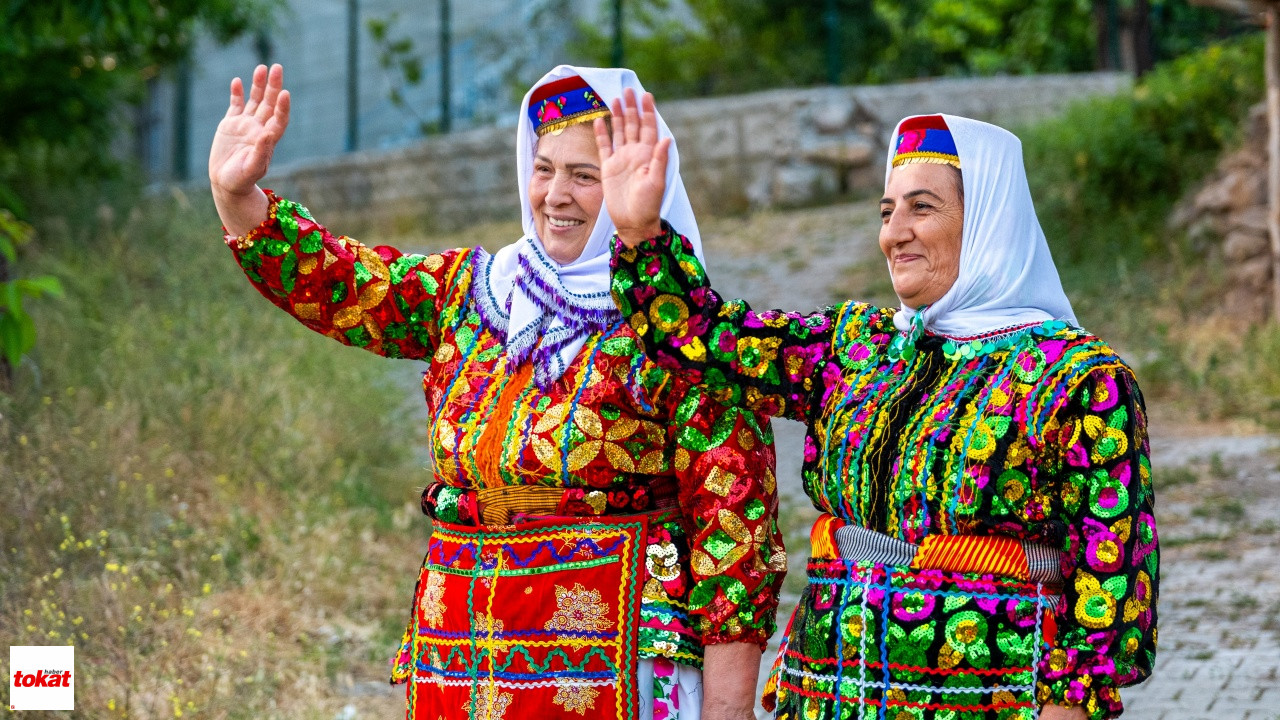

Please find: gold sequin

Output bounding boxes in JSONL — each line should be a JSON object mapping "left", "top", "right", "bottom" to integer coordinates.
{"left": 294, "top": 302, "right": 320, "bottom": 321}
{"left": 703, "top": 466, "right": 737, "bottom": 497}
{"left": 573, "top": 406, "right": 604, "bottom": 439}
{"left": 603, "top": 442, "right": 636, "bottom": 473}
{"left": 332, "top": 306, "right": 363, "bottom": 329}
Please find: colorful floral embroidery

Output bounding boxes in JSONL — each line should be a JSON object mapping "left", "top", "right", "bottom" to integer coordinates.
{"left": 464, "top": 684, "right": 513, "bottom": 720}
{"left": 547, "top": 583, "right": 614, "bottom": 633}
{"left": 611, "top": 229, "right": 1159, "bottom": 720}
{"left": 418, "top": 570, "right": 446, "bottom": 628}
{"left": 553, "top": 681, "right": 602, "bottom": 715}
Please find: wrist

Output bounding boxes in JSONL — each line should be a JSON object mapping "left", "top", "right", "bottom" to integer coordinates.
{"left": 211, "top": 182, "right": 265, "bottom": 203}
{"left": 615, "top": 222, "right": 665, "bottom": 248}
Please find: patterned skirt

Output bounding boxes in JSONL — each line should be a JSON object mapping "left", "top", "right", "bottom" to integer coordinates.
{"left": 766, "top": 518, "right": 1060, "bottom": 720}
{"left": 392, "top": 511, "right": 703, "bottom": 720}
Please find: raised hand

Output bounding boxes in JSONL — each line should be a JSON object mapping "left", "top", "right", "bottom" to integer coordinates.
{"left": 210, "top": 64, "right": 291, "bottom": 196}
{"left": 594, "top": 88, "right": 670, "bottom": 247}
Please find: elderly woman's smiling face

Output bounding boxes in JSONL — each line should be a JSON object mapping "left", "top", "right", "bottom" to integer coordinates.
{"left": 879, "top": 163, "right": 964, "bottom": 308}
{"left": 529, "top": 123, "right": 604, "bottom": 265}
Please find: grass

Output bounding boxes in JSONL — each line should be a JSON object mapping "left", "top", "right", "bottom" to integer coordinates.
{"left": 1, "top": 190, "right": 428, "bottom": 718}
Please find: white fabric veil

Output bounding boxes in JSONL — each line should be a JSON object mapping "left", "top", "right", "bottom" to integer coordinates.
{"left": 473, "top": 65, "right": 703, "bottom": 388}
{"left": 885, "top": 114, "right": 1077, "bottom": 338}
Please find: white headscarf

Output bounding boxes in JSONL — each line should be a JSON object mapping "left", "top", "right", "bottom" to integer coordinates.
{"left": 472, "top": 65, "right": 703, "bottom": 388}
{"left": 885, "top": 114, "right": 1077, "bottom": 339}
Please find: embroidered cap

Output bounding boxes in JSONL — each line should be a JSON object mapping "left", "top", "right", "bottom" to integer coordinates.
{"left": 892, "top": 115, "right": 961, "bottom": 169}
{"left": 527, "top": 75, "right": 611, "bottom": 137}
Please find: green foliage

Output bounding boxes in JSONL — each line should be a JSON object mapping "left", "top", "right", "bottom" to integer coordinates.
{"left": 0, "top": 210, "right": 63, "bottom": 374}
{"left": 0, "top": 0, "right": 275, "bottom": 154}
{"left": 576, "top": 0, "right": 1245, "bottom": 98}
{"left": 368, "top": 14, "right": 434, "bottom": 135}
{"left": 1022, "top": 33, "right": 1264, "bottom": 270}
{"left": 870, "top": 0, "right": 1097, "bottom": 79}
{"left": 575, "top": 0, "right": 887, "bottom": 98}
{"left": 0, "top": 0, "right": 277, "bottom": 389}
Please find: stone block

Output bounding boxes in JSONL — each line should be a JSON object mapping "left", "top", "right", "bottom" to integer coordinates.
{"left": 1193, "top": 178, "right": 1236, "bottom": 214}
{"left": 1232, "top": 207, "right": 1269, "bottom": 236}
{"left": 812, "top": 99, "right": 856, "bottom": 134}
{"left": 1234, "top": 256, "right": 1274, "bottom": 291}
{"left": 1224, "top": 229, "right": 1270, "bottom": 262}
{"left": 771, "top": 162, "right": 838, "bottom": 207}
{"left": 743, "top": 110, "right": 799, "bottom": 158}
{"left": 800, "top": 135, "right": 877, "bottom": 167}
{"left": 681, "top": 119, "right": 741, "bottom": 163}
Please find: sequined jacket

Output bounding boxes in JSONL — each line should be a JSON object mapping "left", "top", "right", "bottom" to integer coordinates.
{"left": 225, "top": 196, "right": 787, "bottom": 660}
{"left": 610, "top": 229, "right": 1158, "bottom": 718}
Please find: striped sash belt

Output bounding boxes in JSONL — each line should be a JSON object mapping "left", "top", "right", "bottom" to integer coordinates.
{"left": 810, "top": 514, "right": 1063, "bottom": 596}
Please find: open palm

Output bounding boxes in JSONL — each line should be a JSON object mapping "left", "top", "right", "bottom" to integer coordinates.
{"left": 209, "top": 64, "right": 291, "bottom": 197}
{"left": 595, "top": 89, "right": 670, "bottom": 246}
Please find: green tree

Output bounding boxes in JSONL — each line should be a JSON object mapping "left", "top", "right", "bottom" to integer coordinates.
{"left": 0, "top": 211, "right": 62, "bottom": 389}
{"left": 577, "top": 0, "right": 1242, "bottom": 98}
{"left": 0, "top": 0, "right": 276, "bottom": 384}
{"left": 1, "top": 0, "right": 275, "bottom": 158}
{"left": 870, "top": 0, "right": 1098, "bottom": 79}
{"left": 575, "top": 0, "right": 888, "bottom": 98}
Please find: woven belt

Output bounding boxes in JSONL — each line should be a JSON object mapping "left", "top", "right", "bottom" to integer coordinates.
{"left": 810, "top": 514, "right": 1063, "bottom": 587}
{"left": 421, "top": 476, "right": 679, "bottom": 526}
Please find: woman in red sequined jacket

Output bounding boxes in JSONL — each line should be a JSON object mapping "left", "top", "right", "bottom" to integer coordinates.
{"left": 208, "top": 64, "right": 785, "bottom": 720}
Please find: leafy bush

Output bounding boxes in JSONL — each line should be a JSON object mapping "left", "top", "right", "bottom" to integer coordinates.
{"left": 0, "top": 210, "right": 63, "bottom": 378}
{"left": 1023, "top": 33, "right": 1264, "bottom": 270}
{"left": 1019, "top": 34, "right": 1280, "bottom": 425}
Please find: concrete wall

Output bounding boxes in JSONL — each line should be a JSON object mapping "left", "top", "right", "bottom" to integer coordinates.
{"left": 262, "top": 72, "right": 1131, "bottom": 234}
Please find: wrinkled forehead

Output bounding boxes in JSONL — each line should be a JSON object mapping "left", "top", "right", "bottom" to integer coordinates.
{"left": 884, "top": 162, "right": 963, "bottom": 202}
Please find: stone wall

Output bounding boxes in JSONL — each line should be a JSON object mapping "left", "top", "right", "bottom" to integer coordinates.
{"left": 1169, "top": 103, "right": 1272, "bottom": 322}
{"left": 263, "top": 72, "right": 1130, "bottom": 234}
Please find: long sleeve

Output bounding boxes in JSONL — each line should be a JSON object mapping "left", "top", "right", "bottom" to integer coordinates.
{"left": 671, "top": 380, "right": 787, "bottom": 649}
{"left": 610, "top": 227, "right": 838, "bottom": 423}
{"left": 226, "top": 192, "right": 471, "bottom": 360}
{"left": 1037, "top": 367, "right": 1158, "bottom": 719}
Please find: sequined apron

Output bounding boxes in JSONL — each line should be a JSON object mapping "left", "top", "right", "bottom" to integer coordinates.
{"left": 394, "top": 479, "right": 696, "bottom": 720}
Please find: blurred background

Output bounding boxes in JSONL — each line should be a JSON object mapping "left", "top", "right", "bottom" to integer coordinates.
{"left": 3, "top": 1, "right": 1280, "bottom": 718}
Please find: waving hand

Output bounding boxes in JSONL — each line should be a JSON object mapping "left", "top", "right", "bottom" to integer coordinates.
{"left": 209, "top": 64, "right": 291, "bottom": 236}
{"left": 595, "top": 88, "right": 670, "bottom": 247}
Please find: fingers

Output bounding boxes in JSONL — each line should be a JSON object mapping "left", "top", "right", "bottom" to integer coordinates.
{"left": 265, "top": 89, "right": 292, "bottom": 140}
{"left": 650, "top": 137, "right": 672, "bottom": 180}
{"left": 244, "top": 64, "right": 268, "bottom": 115}
{"left": 593, "top": 117, "right": 613, "bottom": 161}
{"left": 638, "top": 92, "right": 659, "bottom": 146}
{"left": 227, "top": 77, "right": 245, "bottom": 117}
{"left": 622, "top": 88, "right": 640, "bottom": 144}
{"left": 255, "top": 64, "right": 284, "bottom": 122}
{"left": 610, "top": 97, "right": 625, "bottom": 150}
